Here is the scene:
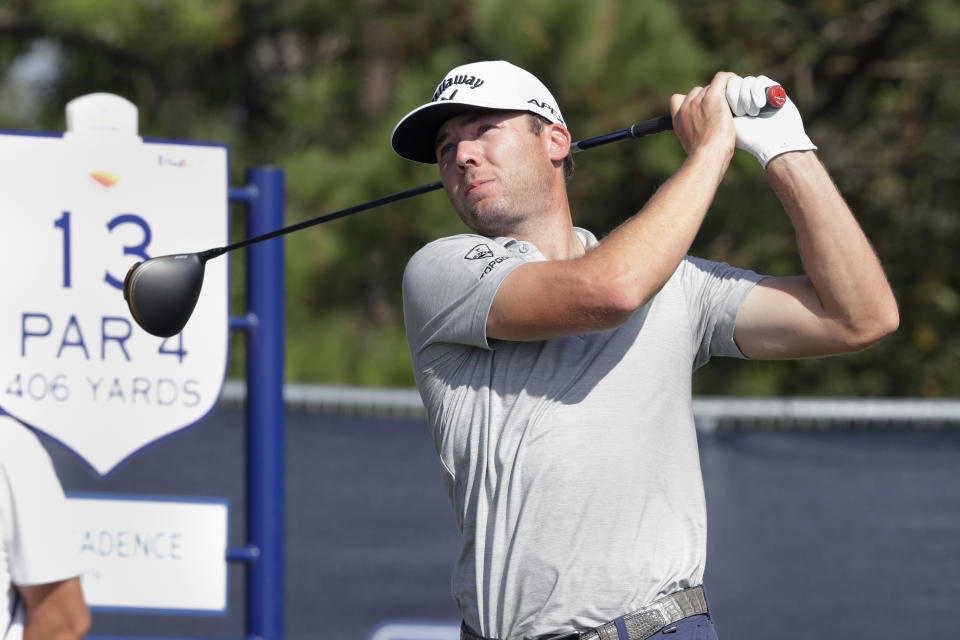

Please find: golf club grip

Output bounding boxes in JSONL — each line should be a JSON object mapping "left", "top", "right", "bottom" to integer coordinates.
{"left": 765, "top": 84, "right": 787, "bottom": 108}
{"left": 571, "top": 84, "right": 786, "bottom": 153}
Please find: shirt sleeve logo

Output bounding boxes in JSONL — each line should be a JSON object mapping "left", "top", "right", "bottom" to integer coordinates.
{"left": 464, "top": 244, "right": 494, "bottom": 260}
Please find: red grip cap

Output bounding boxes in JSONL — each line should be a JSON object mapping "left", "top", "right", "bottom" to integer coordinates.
{"left": 766, "top": 85, "right": 787, "bottom": 108}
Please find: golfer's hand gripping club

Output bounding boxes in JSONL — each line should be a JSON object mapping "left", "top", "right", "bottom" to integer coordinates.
{"left": 725, "top": 74, "right": 815, "bottom": 168}
{"left": 572, "top": 80, "right": 788, "bottom": 153}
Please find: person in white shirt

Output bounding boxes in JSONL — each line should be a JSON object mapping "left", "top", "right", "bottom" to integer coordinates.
{"left": 1, "top": 416, "right": 90, "bottom": 640}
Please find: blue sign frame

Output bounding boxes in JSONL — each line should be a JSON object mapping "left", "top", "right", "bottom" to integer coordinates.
{"left": 227, "top": 167, "right": 286, "bottom": 640}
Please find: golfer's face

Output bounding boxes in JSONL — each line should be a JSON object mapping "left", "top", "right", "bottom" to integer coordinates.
{"left": 435, "top": 111, "right": 550, "bottom": 237}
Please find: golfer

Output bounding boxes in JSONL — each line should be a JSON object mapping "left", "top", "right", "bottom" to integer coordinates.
{"left": 391, "top": 60, "right": 897, "bottom": 640}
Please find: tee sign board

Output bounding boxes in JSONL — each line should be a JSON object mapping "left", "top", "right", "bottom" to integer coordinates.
{"left": 0, "top": 94, "right": 229, "bottom": 475}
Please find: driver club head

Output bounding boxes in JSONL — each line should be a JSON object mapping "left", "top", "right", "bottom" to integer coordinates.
{"left": 123, "top": 253, "right": 207, "bottom": 337}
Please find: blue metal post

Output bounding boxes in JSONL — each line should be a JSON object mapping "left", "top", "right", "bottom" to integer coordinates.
{"left": 244, "top": 167, "right": 285, "bottom": 640}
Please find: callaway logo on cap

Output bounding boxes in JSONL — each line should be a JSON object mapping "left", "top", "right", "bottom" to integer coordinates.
{"left": 391, "top": 60, "right": 567, "bottom": 164}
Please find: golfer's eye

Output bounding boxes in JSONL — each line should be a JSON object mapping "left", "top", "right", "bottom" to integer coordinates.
{"left": 437, "top": 142, "right": 456, "bottom": 159}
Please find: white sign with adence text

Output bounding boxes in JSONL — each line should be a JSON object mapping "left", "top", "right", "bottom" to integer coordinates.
{"left": 70, "top": 494, "right": 229, "bottom": 613}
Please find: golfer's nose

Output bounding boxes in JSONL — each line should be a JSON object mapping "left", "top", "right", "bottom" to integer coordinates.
{"left": 456, "top": 139, "right": 482, "bottom": 173}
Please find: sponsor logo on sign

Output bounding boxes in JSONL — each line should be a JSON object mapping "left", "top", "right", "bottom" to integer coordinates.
{"left": 89, "top": 171, "right": 120, "bottom": 188}
{"left": 158, "top": 155, "right": 189, "bottom": 168}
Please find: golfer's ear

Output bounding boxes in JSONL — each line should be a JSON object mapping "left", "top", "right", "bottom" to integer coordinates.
{"left": 547, "top": 124, "right": 571, "bottom": 162}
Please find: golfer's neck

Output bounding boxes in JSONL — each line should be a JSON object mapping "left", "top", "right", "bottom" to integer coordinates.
{"left": 506, "top": 208, "right": 583, "bottom": 261}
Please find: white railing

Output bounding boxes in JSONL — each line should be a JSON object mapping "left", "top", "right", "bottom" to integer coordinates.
{"left": 219, "top": 381, "right": 960, "bottom": 430}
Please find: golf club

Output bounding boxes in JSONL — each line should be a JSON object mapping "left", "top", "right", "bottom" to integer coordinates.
{"left": 124, "top": 86, "right": 786, "bottom": 337}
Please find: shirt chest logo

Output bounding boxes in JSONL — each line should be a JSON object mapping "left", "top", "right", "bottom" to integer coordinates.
{"left": 464, "top": 244, "right": 494, "bottom": 260}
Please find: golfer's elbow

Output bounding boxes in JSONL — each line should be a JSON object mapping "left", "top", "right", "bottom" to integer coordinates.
{"left": 586, "top": 271, "right": 658, "bottom": 330}
{"left": 839, "top": 298, "right": 899, "bottom": 352}
{"left": 865, "top": 300, "right": 900, "bottom": 346}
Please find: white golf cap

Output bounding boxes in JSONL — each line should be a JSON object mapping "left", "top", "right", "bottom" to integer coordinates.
{"left": 391, "top": 60, "right": 567, "bottom": 164}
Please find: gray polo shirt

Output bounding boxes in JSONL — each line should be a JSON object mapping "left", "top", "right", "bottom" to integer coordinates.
{"left": 402, "top": 228, "right": 762, "bottom": 640}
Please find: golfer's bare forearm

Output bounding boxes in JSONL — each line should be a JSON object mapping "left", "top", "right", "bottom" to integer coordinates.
{"left": 487, "top": 143, "right": 732, "bottom": 342}
{"left": 767, "top": 151, "right": 899, "bottom": 344}
{"left": 588, "top": 141, "right": 733, "bottom": 310}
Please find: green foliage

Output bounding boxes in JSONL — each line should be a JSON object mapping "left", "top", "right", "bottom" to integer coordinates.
{"left": 2, "top": 0, "right": 957, "bottom": 396}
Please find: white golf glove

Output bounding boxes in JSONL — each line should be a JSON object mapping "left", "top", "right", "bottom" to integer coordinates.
{"left": 726, "top": 74, "right": 817, "bottom": 168}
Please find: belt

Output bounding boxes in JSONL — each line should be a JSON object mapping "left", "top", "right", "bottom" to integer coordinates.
{"left": 460, "top": 586, "right": 709, "bottom": 640}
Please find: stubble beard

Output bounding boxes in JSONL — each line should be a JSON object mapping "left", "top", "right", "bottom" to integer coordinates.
{"left": 457, "top": 168, "right": 550, "bottom": 238}
{"left": 460, "top": 196, "right": 528, "bottom": 238}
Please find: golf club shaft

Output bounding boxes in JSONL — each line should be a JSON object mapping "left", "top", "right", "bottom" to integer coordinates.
{"left": 570, "top": 115, "right": 673, "bottom": 152}
{"left": 197, "top": 84, "right": 789, "bottom": 261}
{"left": 204, "top": 114, "right": 676, "bottom": 260}
{"left": 202, "top": 179, "right": 444, "bottom": 260}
